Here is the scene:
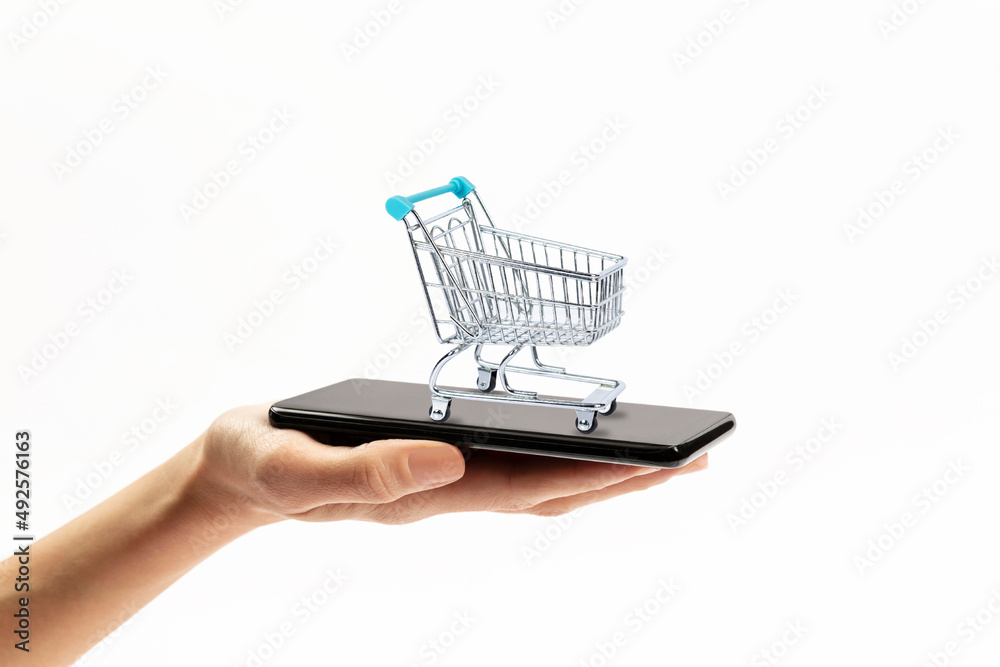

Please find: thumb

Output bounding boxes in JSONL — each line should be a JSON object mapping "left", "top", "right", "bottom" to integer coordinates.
{"left": 336, "top": 440, "right": 466, "bottom": 504}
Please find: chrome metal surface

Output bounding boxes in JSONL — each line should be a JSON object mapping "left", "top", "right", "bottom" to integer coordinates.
{"left": 399, "top": 187, "right": 628, "bottom": 430}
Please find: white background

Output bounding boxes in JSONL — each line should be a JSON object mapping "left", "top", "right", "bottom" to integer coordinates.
{"left": 3, "top": 0, "right": 1000, "bottom": 665}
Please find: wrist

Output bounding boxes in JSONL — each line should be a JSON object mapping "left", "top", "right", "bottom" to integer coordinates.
{"left": 178, "top": 434, "right": 283, "bottom": 553}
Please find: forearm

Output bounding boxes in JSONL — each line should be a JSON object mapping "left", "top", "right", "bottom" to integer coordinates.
{"left": 0, "top": 435, "right": 276, "bottom": 666}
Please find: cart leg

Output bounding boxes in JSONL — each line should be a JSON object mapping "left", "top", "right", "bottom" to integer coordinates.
{"left": 429, "top": 396, "right": 452, "bottom": 422}
{"left": 428, "top": 342, "right": 474, "bottom": 395}
{"left": 427, "top": 342, "right": 474, "bottom": 423}
{"left": 530, "top": 346, "right": 565, "bottom": 374}
{"left": 575, "top": 410, "right": 598, "bottom": 434}
{"left": 497, "top": 346, "right": 537, "bottom": 397}
{"left": 473, "top": 344, "right": 498, "bottom": 392}
{"left": 476, "top": 367, "right": 497, "bottom": 392}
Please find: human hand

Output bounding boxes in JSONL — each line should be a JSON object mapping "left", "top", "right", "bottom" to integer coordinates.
{"left": 194, "top": 404, "right": 708, "bottom": 528}
{"left": 0, "top": 400, "right": 709, "bottom": 666}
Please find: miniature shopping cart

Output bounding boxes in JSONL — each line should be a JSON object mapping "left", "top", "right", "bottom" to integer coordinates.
{"left": 386, "top": 177, "right": 627, "bottom": 433}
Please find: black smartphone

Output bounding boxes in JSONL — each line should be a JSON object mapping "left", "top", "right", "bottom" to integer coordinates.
{"left": 269, "top": 379, "right": 735, "bottom": 469}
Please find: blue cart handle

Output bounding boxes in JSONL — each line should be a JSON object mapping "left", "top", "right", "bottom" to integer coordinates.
{"left": 386, "top": 176, "right": 476, "bottom": 220}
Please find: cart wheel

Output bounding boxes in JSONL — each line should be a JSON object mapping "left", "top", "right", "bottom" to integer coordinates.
{"left": 575, "top": 412, "right": 598, "bottom": 434}
{"left": 599, "top": 399, "right": 618, "bottom": 416}
{"left": 476, "top": 368, "right": 497, "bottom": 393}
{"left": 429, "top": 398, "right": 452, "bottom": 423}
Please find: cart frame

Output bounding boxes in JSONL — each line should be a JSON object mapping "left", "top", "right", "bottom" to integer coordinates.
{"left": 386, "top": 177, "right": 627, "bottom": 433}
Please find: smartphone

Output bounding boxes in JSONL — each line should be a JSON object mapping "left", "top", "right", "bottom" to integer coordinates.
{"left": 269, "top": 379, "right": 735, "bottom": 469}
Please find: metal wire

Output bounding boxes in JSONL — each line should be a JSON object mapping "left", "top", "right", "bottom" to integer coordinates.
{"left": 407, "top": 203, "right": 626, "bottom": 347}
{"left": 400, "top": 188, "right": 627, "bottom": 429}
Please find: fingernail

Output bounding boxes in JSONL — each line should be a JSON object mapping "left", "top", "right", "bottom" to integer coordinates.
{"left": 408, "top": 445, "right": 465, "bottom": 486}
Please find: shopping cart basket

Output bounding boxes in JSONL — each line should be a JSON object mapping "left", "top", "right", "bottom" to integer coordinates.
{"left": 386, "top": 176, "right": 627, "bottom": 433}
